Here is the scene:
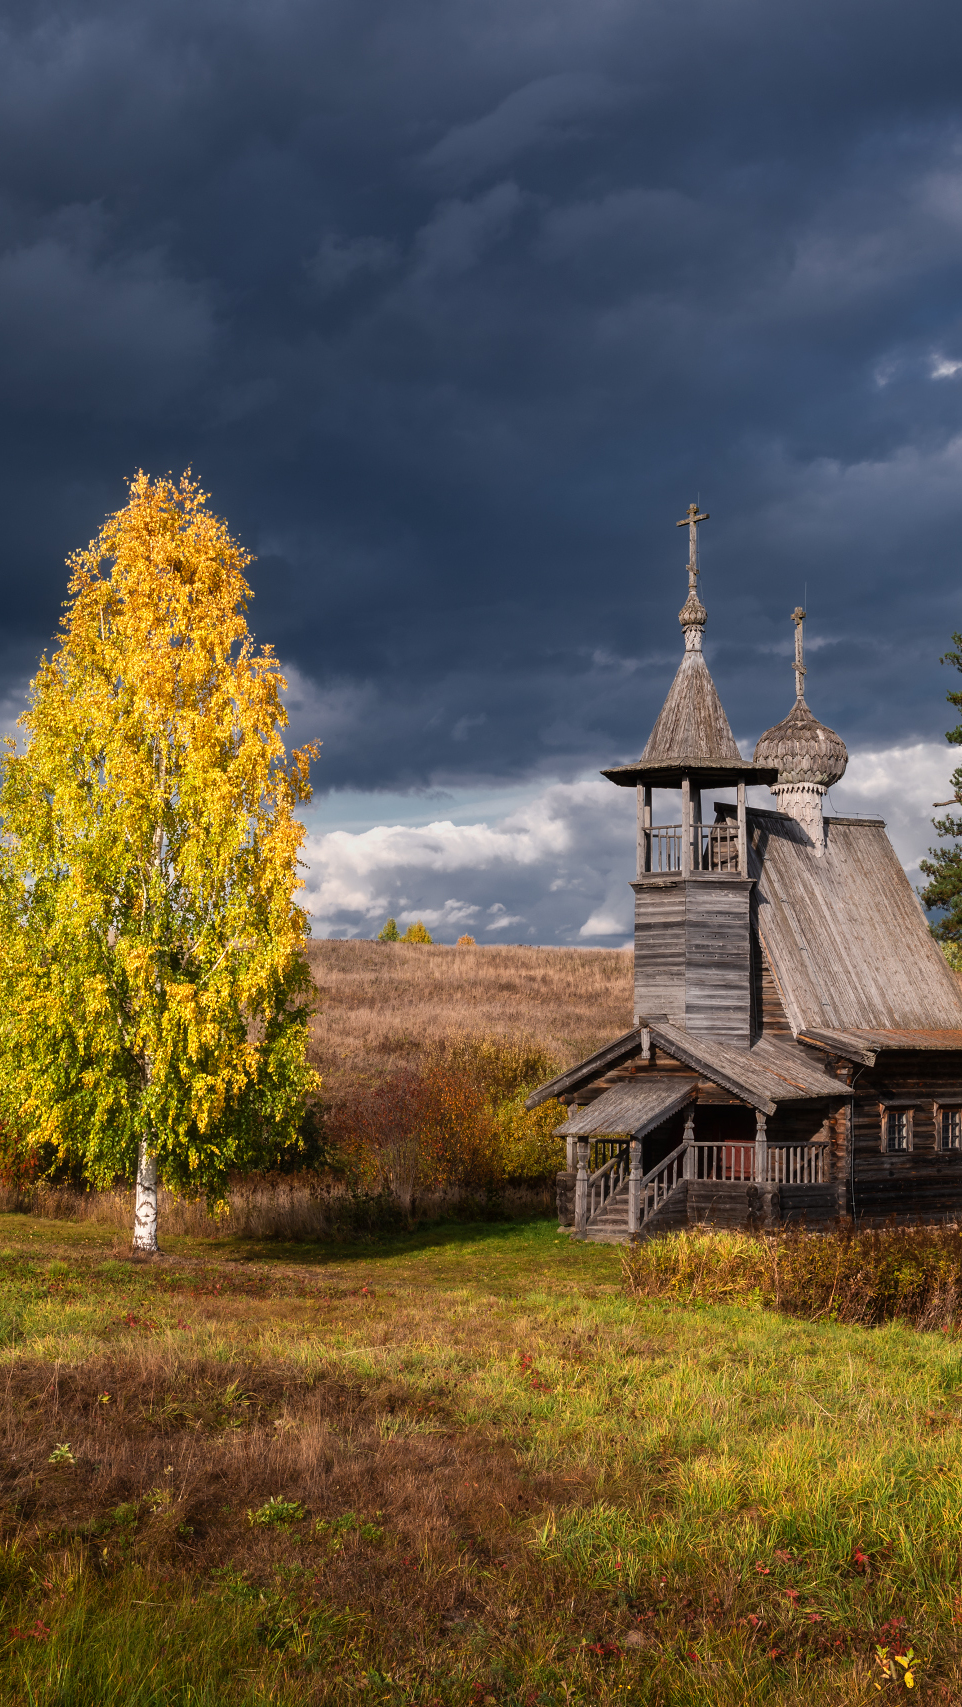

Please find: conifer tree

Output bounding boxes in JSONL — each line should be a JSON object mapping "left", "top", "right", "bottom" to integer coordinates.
{"left": 920, "top": 630, "right": 962, "bottom": 943}
{"left": 0, "top": 472, "right": 319, "bottom": 1252}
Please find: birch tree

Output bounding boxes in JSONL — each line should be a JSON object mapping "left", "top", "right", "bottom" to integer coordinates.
{"left": 0, "top": 471, "right": 319, "bottom": 1251}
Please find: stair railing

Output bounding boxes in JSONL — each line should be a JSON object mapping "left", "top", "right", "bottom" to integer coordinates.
{"left": 577, "top": 1135, "right": 831, "bottom": 1239}
{"left": 587, "top": 1143, "right": 631, "bottom": 1221}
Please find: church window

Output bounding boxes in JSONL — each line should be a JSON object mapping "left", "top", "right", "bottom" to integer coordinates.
{"left": 939, "top": 1107, "right": 962, "bottom": 1151}
{"left": 882, "top": 1107, "right": 913, "bottom": 1153}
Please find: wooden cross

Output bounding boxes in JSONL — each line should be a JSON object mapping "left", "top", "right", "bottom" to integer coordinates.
{"left": 791, "top": 606, "right": 806, "bottom": 698}
{"left": 676, "top": 502, "right": 709, "bottom": 592}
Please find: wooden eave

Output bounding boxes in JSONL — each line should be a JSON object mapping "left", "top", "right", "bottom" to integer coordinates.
{"left": 799, "top": 1027, "right": 962, "bottom": 1067}
{"left": 525, "top": 1017, "right": 851, "bottom": 1118}
{"left": 524, "top": 1027, "right": 647, "bottom": 1108}
{"left": 603, "top": 759, "right": 778, "bottom": 789}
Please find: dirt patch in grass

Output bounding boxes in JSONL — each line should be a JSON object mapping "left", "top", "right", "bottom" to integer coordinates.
{"left": 0, "top": 1354, "right": 571, "bottom": 1638}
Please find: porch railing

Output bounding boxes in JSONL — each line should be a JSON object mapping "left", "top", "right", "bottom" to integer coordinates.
{"left": 767, "top": 1143, "right": 827, "bottom": 1185}
{"left": 573, "top": 1138, "right": 831, "bottom": 1237}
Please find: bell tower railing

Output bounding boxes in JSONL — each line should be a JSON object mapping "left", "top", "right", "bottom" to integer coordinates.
{"left": 637, "top": 780, "right": 748, "bottom": 876}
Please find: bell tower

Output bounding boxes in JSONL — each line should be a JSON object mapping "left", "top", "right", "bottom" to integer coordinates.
{"left": 602, "top": 505, "right": 777, "bottom": 1049}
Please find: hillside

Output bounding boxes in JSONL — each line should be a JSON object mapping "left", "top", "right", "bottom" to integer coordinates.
{"left": 305, "top": 939, "right": 633, "bottom": 1092}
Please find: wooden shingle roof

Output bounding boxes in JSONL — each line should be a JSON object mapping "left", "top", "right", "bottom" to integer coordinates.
{"left": 744, "top": 808, "right": 962, "bottom": 1035}
{"left": 554, "top": 1076, "right": 696, "bottom": 1138}
{"left": 602, "top": 650, "right": 776, "bottom": 788}
{"left": 525, "top": 1017, "right": 850, "bottom": 1117}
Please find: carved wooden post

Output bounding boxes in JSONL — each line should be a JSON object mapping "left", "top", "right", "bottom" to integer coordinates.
{"left": 755, "top": 1109, "right": 768, "bottom": 1183}
{"left": 637, "top": 785, "right": 652, "bottom": 876}
{"left": 737, "top": 778, "right": 747, "bottom": 875}
{"left": 681, "top": 776, "right": 691, "bottom": 876}
{"left": 628, "top": 1138, "right": 642, "bottom": 1236}
{"left": 566, "top": 1133, "right": 577, "bottom": 1173}
{"left": 683, "top": 1107, "right": 695, "bottom": 1178}
{"left": 574, "top": 1141, "right": 590, "bottom": 1239}
{"left": 644, "top": 786, "right": 652, "bottom": 873}
{"left": 692, "top": 785, "right": 702, "bottom": 870}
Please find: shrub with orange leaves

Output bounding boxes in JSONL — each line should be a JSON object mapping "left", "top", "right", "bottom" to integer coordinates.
{"left": 324, "top": 1033, "right": 563, "bottom": 1208}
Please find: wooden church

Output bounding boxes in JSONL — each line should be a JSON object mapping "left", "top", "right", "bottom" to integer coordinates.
{"left": 530, "top": 504, "right": 962, "bottom": 1241}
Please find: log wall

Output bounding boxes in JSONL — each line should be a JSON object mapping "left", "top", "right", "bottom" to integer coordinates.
{"left": 633, "top": 873, "right": 753, "bottom": 1049}
{"left": 848, "top": 1050, "right": 962, "bottom": 1224}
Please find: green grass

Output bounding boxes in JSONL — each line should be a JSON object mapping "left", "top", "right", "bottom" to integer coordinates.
{"left": 0, "top": 1213, "right": 959, "bottom": 1703}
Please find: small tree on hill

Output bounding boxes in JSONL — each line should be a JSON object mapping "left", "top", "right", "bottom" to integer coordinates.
{"left": 400, "top": 921, "right": 433, "bottom": 944}
{"left": 377, "top": 918, "right": 400, "bottom": 941}
{"left": 0, "top": 471, "right": 320, "bottom": 1253}
{"left": 921, "top": 631, "right": 962, "bottom": 947}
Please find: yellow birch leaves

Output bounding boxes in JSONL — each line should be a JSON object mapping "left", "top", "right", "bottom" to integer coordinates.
{"left": 0, "top": 471, "right": 320, "bottom": 1195}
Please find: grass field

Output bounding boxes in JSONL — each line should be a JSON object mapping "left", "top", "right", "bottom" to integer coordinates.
{"left": 1, "top": 1214, "right": 961, "bottom": 1704}
{"left": 305, "top": 941, "right": 633, "bottom": 1093}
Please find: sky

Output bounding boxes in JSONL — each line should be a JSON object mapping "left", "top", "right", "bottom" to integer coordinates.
{"left": 3, "top": 0, "right": 962, "bottom": 942}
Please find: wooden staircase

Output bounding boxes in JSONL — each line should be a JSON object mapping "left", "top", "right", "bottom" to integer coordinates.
{"left": 573, "top": 1132, "right": 830, "bottom": 1243}
{"left": 583, "top": 1177, "right": 631, "bottom": 1242}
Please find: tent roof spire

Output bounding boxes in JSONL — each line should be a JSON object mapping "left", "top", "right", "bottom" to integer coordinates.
{"left": 602, "top": 503, "right": 777, "bottom": 789}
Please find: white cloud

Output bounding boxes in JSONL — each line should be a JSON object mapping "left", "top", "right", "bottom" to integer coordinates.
{"left": 829, "top": 740, "right": 957, "bottom": 875}
{"left": 301, "top": 743, "right": 959, "bottom": 943}
{"left": 931, "top": 353, "right": 962, "bottom": 379}
{"left": 578, "top": 910, "right": 627, "bottom": 938}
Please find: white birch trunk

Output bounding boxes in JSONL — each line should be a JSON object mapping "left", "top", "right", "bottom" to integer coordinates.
{"left": 132, "top": 1141, "right": 159, "bottom": 1253}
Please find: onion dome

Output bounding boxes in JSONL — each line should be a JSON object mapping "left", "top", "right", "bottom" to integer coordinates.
{"left": 753, "top": 606, "right": 847, "bottom": 788}
{"left": 753, "top": 697, "right": 848, "bottom": 787}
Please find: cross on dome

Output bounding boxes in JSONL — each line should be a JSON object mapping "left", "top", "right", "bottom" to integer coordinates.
{"left": 676, "top": 502, "right": 709, "bottom": 594}
{"left": 791, "top": 605, "right": 807, "bottom": 700}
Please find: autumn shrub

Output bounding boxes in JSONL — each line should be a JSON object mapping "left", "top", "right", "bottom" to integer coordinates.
{"left": 324, "top": 1034, "right": 564, "bottom": 1206}
{"left": 622, "top": 1221, "right": 962, "bottom": 1331}
{"left": 0, "top": 1124, "right": 39, "bottom": 1195}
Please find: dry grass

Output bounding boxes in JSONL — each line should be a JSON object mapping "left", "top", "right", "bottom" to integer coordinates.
{"left": 305, "top": 940, "right": 633, "bottom": 1093}
{"left": 6, "top": 1222, "right": 962, "bottom": 1702}
{"left": 0, "top": 1178, "right": 553, "bottom": 1241}
{"left": 622, "top": 1222, "right": 962, "bottom": 1331}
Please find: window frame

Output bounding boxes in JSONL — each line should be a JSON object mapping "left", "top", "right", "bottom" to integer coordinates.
{"left": 935, "top": 1103, "right": 962, "bottom": 1153}
{"left": 880, "top": 1104, "right": 914, "bottom": 1155}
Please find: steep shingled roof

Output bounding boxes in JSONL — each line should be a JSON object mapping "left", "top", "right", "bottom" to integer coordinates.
{"left": 640, "top": 648, "right": 743, "bottom": 767}
{"left": 744, "top": 808, "right": 962, "bottom": 1035}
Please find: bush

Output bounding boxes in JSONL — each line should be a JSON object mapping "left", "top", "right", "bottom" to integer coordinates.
{"left": 377, "top": 918, "right": 401, "bottom": 942}
{"left": 622, "top": 1222, "right": 962, "bottom": 1332}
{"left": 324, "top": 1034, "right": 563, "bottom": 1207}
{"left": 0, "top": 1124, "right": 39, "bottom": 1193}
{"left": 456, "top": 935, "right": 476, "bottom": 946}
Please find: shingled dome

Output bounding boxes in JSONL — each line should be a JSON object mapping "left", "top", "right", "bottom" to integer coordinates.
{"left": 753, "top": 696, "right": 848, "bottom": 787}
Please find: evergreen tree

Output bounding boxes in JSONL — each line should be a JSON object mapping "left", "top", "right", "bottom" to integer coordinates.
{"left": 920, "top": 630, "right": 962, "bottom": 943}
{"left": 0, "top": 472, "right": 320, "bottom": 1251}
{"left": 377, "top": 918, "right": 400, "bottom": 941}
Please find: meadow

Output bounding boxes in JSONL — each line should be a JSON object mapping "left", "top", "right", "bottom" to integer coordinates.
{"left": 1, "top": 1212, "right": 961, "bottom": 1705}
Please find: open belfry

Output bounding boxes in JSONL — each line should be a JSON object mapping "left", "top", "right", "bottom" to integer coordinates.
{"left": 529, "top": 505, "right": 962, "bottom": 1240}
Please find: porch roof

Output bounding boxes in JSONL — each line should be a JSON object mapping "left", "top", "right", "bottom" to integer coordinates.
{"left": 527, "top": 1018, "right": 852, "bottom": 1118}
{"left": 554, "top": 1076, "right": 697, "bottom": 1139}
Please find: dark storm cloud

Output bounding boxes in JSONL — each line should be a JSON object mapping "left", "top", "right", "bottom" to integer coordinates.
{"left": 2, "top": 0, "right": 962, "bottom": 788}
